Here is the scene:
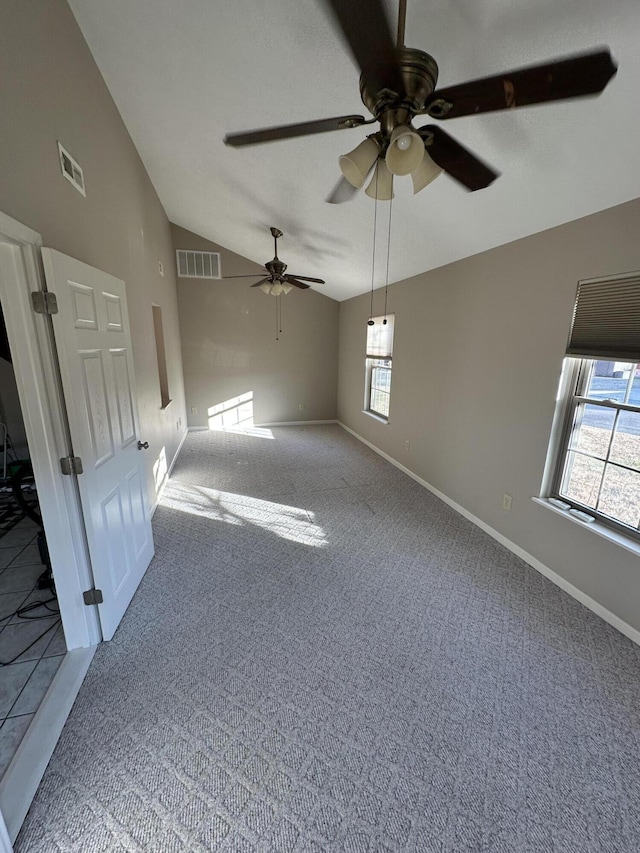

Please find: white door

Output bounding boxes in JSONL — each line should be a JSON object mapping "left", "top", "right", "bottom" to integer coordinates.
{"left": 42, "top": 249, "right": 154, "bottom": 640}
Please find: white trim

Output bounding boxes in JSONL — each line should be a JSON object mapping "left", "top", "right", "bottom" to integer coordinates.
{"left": 362, "top": 410, "right": 389, "bottom": 425}
{"left": 187, "top": 426, "right": 210, "bottom": 432}
{"left": 0, "top": 647, "right": 96, "bottom": 843}
{"left": 338, "top": 421, "right": 640, "bottom": 648}
{"left": 150, "top": 427, "right": 189, "bottom": 516}
{"left": 0, "top": 212, "right": 42, "bottom": 246}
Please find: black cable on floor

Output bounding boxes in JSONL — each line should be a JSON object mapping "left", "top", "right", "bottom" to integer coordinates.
{"left": 0, "top": 598, "right": 61, "bottom": 666}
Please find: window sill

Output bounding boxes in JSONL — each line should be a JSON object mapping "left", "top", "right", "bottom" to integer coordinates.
{"left": 362, "top": 410, "right": 389, "bottom": 425}
{"left": 532, "top": 497, "right": 640, "bottom": 558}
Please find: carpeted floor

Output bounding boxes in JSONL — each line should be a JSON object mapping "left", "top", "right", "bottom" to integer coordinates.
{"left": 15, "top": 425, "right": 640, "bottom": 852}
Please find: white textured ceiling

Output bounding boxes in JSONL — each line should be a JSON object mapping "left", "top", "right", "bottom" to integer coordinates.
{"left": 68, "top": 0, "right": 640, "bottom": 302}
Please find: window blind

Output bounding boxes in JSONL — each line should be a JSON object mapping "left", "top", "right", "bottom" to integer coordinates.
{"left": 566, "top": 273, "right": 640, "bottom": 361}
{"left": 366, "top": 314, "right": 395, "bottom": 358}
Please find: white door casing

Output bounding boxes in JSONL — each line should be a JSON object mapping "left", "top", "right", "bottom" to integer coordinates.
{"left": 42, "top": 249, "right": 154, "bottom": 640}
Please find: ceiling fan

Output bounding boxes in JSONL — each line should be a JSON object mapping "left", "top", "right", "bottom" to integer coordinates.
{"left": 222, "top": 227, "right": 325, "bottom": 294}
{"left": 224, "top": 0, "right": 617, "bottom": 201}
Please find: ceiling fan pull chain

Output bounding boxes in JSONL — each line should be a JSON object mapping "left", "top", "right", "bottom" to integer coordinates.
{"left": 369, "top": 165, "right": 379, "bottom": 323}
{"left": 384, "top": 193, "right": 393, "bottom": 319}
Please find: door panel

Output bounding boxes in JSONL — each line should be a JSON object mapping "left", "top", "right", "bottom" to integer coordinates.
{"left": 42, "top": 249, "right": 154, "bottom": 640}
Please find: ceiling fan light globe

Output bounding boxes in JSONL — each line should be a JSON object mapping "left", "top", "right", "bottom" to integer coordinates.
{"left": 411, "top": 150, "right": 443, "bottom": 194}
{"left": 281, "top": 283, "right": 293, "bottom": 294}
{"left": 259, "top": 282, "right": 272, "bottom": 294}
{"left": 386, "top": 125, "right": 425, "bottom": 176}
{"left": 365, "top": 160, "right": 394, "bottom": 201}
{"left": 339, "top": 137, "right": 380, "bottom": 188}
{"left": 270, "top": 282, "right": 284, "bottom": 296}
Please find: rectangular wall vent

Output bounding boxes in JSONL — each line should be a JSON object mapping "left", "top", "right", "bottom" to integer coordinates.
{"left": 176, "top": 250, "right": 221, "bottom": 279}
{"left": 57, "top": 142, "right": 86, "bottom": 196}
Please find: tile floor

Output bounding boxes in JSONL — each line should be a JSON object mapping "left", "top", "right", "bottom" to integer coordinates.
{"left": 0, "top": 513, "right": 66, "bottom": 777}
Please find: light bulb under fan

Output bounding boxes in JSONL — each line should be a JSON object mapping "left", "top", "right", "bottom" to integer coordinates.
{"left": 223, "top": 0, "right": 616, "bottom": 205}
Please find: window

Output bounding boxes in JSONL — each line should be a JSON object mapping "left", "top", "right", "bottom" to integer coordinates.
{"left": 365, "top": 314, "right": 394, "bottom": 420}
{"left": 548, "top": 271, "right": 640, "bottom": 537}
{"left": 553, "top": 359, "right": 640, "bottom": 533}
{"left": 152, "top": 305, "right": 171, "bottom": 409}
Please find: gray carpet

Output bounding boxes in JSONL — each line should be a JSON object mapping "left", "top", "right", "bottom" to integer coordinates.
{"left": 16, "top": 425, "right": 640, "bottom": 852}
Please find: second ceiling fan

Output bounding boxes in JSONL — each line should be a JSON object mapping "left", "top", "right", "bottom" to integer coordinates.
{"left": 224, "top": 0, "right": 617, "bottom": 201}
{"left": 222, "top": 227, "right": 325, "bottom": 295}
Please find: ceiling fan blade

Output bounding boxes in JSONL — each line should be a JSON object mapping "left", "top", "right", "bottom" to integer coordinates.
{"left": 222, "top": 273, "right": 267, "bottom": 279}
{"left": 286, "top": 275, "right": 325, "bottom": 284}
{"left": 425, "top": 49, "right": 617, "bottom": 119}
{"left": 224, "top": 115, "right": 367, "bottom": 147}
{"left": 419, "top": 126, "right": 499, "bottom": 191}
{"left": 284, "top": 277, "right": 311, "bottom": 290}
{"left": 326, "top": 176, "right": 360, "bottom": 204}
{"left": 250, "top": 278, "right": 272, "bottom": 288}
{"left": 320, "top": 0, "right": 403, "bottom": 96}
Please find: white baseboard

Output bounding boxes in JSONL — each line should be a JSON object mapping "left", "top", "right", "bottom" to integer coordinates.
{"left": 338, "top": 421, "right": 640, "bottom": 648}
{"left": 0, "top": 646, "right": 96, "bottom": 843}
{"left": 188, "top": 420, "right": 338, "bottom": 430}
{"left": 151, "top": 428, "right": 189, "bottom": 517}
{"left": 255, "top": 419, "right": 338, "bottom": 427}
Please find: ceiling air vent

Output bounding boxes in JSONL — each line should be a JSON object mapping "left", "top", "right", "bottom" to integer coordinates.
{"left": 176, "top": 250, "right": 221, "bottom": 279}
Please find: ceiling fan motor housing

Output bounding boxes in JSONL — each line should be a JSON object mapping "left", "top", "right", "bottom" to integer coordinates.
{"left": 360, "top": 48, "right": 439, "bottom": 134}
{"left": 266, "top": 258, "right": 287, "bottom": 281}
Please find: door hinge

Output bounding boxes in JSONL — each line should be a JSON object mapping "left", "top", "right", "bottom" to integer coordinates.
{"left": 31, "top": 291, "right": 59, "bottom": 315}
{"left": 83, "top": 588, "right": 104, "bottom": 606}
{"left": 60, "top": 455, "right": 83, "bottom": 476}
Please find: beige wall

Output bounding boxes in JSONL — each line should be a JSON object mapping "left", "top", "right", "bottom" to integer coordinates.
{"left": 0, "top": 0, "right": 186, "bottom": 508}
{"left": 172, "top": 225, "right": 339, "bottom": 428}
{"left": 338, "top": 197, "right": 640, "bottom": 634}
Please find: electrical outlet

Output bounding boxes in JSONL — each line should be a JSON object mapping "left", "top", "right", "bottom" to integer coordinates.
{"left": 502, "top": 494, "right": 512, "bottom": 512}
{"left": 405, "top": 440, "right": 410, "bottom": 451}
{"left": 191, "top": 406, "right": 197, "bottom": 414}
{"left": 158, "top": 260, "right": 164, "bottom": 277}
{"left": 298, "top": 403, "right": 305, "bottom": 412}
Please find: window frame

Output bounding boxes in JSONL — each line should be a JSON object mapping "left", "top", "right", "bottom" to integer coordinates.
{"left": 364, "top": 314, "right": 394, "bottom": 422}
{"left": 551, "top": 357, "right": 640, "bottom": 539}
{"left": 366, "top": 356, "right": 392, "bottom": 420}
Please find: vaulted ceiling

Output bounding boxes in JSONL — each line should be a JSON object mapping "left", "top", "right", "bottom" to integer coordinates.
{"left": 68, "top": 0, "right": 640, "bottom": 301}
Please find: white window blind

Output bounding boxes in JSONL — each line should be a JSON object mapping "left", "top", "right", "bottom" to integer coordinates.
{"left": 567, "top": 272, "right": 640, "bottom": 361}
{"left": 366, "top": 314, "right": 395, "bottom": 358}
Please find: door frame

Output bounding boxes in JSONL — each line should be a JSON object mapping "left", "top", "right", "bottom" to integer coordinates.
{"left": 0, "top": 211, "right": 99, "bottom": 648}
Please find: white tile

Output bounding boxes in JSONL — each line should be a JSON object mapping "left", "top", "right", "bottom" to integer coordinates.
{"left": 7, "top": 589, "right": 55, "bottom": 624}
{"left": 43, "top": 623, "right": 67, "bottom": 657}
{"left": 0, "top": 547, "right": 22, "bottom": 568}
{"left": 0, "top": 562, "right": 44, "bottom": 594}
{"left": 0, "top": 527, "right": 38, "bottom": 549}
{"left": 0, "top": 713, "right": 34, "bottom": 776}
{"left": 0, "top": 617, "right": 61, "bottom": 664}
{"left": 0, "top": 659, "right": 37, "bottom": 716}
{"left": 0, "top": 591, "right": 29, "bottom": 623}
{"left": 10, "top": 655, "right": 64, "bottom": 716}
{"left": 7, "top": 542, "right": 41, "bottom": 568}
